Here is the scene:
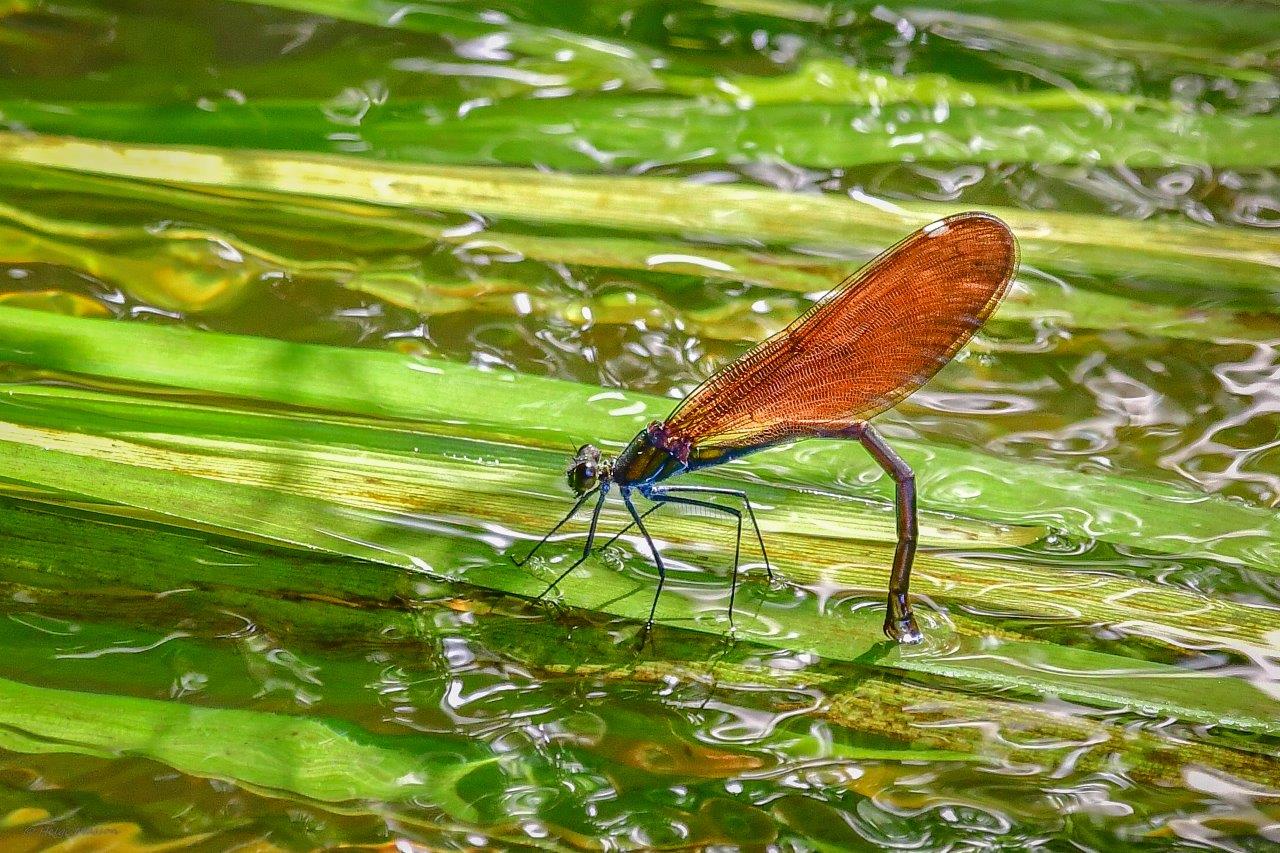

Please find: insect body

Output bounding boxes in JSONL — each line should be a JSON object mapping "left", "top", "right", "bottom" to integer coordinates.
{"left": 517, "top": 212, "right": 1019, "bottom": 643}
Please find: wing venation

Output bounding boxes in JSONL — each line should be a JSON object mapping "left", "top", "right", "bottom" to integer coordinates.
{"left": 665, "top": 212, "right": 1018, "bottom": 451}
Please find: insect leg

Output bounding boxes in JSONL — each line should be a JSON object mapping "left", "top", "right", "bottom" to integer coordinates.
{"left": 645, "top": 488, "right": 743, "bottom": 627}
{"left": 649, "top": 485, "right": 772, "bottom": 581}
{"left": 512, "top": 484, "right": 601, "bottom": 566}
{"left": 597, "top": 502, "right": 660, "bottom": 552}
{"left": 858, "top": 424, "right": 922, "bottom": 644}
{"left": 622, "top": 490, "right": 667, "bottom": 634}
{"left": 534, "top": 483, "right": 610, "bottom": 601}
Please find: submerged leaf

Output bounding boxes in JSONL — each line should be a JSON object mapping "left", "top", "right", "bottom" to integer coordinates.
{"left": 0, "top": 306, "right": 1272, "bottom": 571}
{"left": 2, "top": 132, "right": 1275, "bottom": 289}
{"left": 0, "top": 676, "right": 508, "bottom": 816}
{"left": 0, "top": 309, "right": 1278, "bottom": 734}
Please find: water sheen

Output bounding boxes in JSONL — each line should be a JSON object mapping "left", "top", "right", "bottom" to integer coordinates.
{"left": 0, "top": 0, "right": 1278, "bottom": 849}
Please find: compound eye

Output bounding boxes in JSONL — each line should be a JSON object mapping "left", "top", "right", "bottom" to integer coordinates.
{"left": 567, "top": 460, "right": 597, "bottom": 494}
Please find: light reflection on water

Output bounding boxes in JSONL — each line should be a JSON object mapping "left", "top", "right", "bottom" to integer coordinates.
{"left": 0, "top": 0, "right": 1278, "bottom": 848}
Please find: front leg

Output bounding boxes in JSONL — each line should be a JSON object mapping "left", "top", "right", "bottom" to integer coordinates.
{"left": 514, "top": 484, "right": 601, "bottom": 566}
{"left": 534, "top": 483, "right": 610, "bottom": 601}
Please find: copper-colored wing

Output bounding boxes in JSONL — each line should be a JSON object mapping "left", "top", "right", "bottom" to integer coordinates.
{"left": 665, "top": 212, "right": 1017, "bottom": 450}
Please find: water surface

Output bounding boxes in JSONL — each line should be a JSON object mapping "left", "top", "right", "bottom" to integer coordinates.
{"left": 0, "top": 0, "right": 1278, "bottom": 849}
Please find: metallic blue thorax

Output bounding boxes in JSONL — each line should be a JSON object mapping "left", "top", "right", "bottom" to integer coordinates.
{"left": 610, "top": 421, "right": 749, "bottom": 488}
{"left": 611, "top": 424, "right": 685, "bottom": 487}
